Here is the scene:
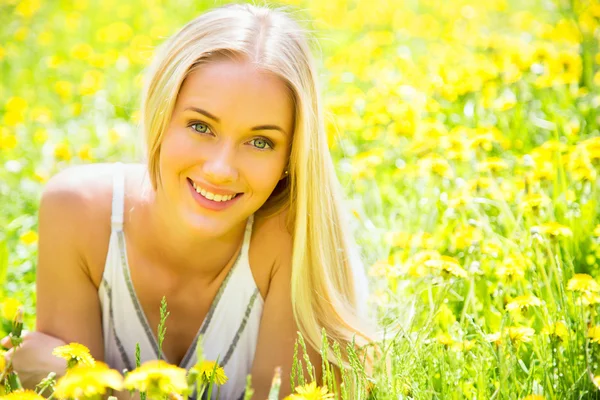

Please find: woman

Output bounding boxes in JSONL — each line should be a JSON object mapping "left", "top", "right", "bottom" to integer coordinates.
{"left": 4, "top": 3, "right": 374, "bottom": 399}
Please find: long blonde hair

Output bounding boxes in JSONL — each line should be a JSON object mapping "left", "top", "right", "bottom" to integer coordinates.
{"left": 139, "top": 3, "right": 375, "bottom": 369}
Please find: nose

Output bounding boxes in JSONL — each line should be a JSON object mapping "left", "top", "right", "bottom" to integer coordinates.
{"left": 202, "top": 142, "right": 238, "bottom": 183}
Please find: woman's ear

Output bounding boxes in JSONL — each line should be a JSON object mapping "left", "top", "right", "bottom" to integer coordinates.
{"left": 279, "top": 169, "right": 289, "bottom": 181}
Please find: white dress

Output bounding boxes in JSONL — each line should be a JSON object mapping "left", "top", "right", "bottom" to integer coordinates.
{"left": 98, "top": 163, "right": 263, "bottom": 399}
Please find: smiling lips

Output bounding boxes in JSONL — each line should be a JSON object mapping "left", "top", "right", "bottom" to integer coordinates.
{"left": 189, "top": 179, "right": 239, "bottom": 202}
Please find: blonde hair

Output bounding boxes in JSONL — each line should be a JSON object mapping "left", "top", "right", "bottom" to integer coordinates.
{"left": 139, "top": 3, "right": 375, "bottom": 369}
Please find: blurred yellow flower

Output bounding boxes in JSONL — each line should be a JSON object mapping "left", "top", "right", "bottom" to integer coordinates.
{"left": 478, "top": 157, "right": 509, "bottom": 173}
{"left": 33, "top": 129, "right": 48, "bottom": 145}
{"left": 0, "top": 390, "right": 45, "bottom": 400}
{"left": 6, "top": 97, "right": 28, "bottom": 114}
{"left": 1, "top": 298, "right": 22, "bottom": 321}
{"left": 506, "top": 326, "right": 535, "bottom": 344}
{"left": 417, "top": 154, "right": 453, "bottom": 179}
{"left": 54, "top": 362, "right": 123, "bottom": 399}
{"left": 15, "top": 0, "right": 41, "bottom": 18}
{"left": 541, "top": 321, "right": 568, "bottom": 342}
{"left": 0, "top": 127, "right": 17, "bottom": 150}
{"left": 108, "top": 129, "right": 121, "bottom": 144}
{"left": 533, "top": 222, "right": 572, "bottom": 238}
{"left": 580, "top": 292, "right": 600, "bottom": 306}
{"left": 19, "top": 231, "right": 38, "bottom": 245}
{"left": 521, "top": 395, "right": 545, "bottom": 400}
{"left": 284, "top": 382, "right": 334, "bottom": 400}
{"left": 452, "top": 339, "right": 475, "bottom": 352}
{"left": 505, "top": 295, "right": 542, "bottom": 312}
{"left": 79, "top": 70, "right": 104, "bottom": 96}
{"left": 485, "top": 332, "right": 501, "bottom": 345}
{"left": 436, "top": 332, "right": 454, "bottom": 346}
{"left": 78, "top": 144, "right": 94, "bottom": 161}
{"left": 191, "top": 360, "right": 228, "bottom": 386}
{"left": 567, "top": 274, "right": 600, "bottom": 293}
{"left": 425, "top": 256, "right": 468, "bottom": 278}
{"left": 52, "top": 343, "right": 95, "bottom": 368}
{"left": 588, "top": 326, "right": 600, "bottom": 344}
{"left": 123, "top": 360, "right": 187, "bottom": 398}
{"left": 54, "top": 81, "right": 72, "bottom": 99}
{"left": 70, "top": 43, "right": 94, "bottom": 61}
{"left": 54, "top": 143, "right": 72, "bottom": 161}
{"left": 594, "top": 375, "right": 600, "bottom": 389}
{"left": 451, "top": 224, "right": 483, "bottom": 250}
{"left": 368, "top": 260, "right": 395, "bottom": 278}
{"left": 519, "top": 193, "right": 550, "bottom": 213}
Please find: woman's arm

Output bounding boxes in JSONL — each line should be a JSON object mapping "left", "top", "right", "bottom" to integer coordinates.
{"left": 249, "top": 213, "right": 343, "bottom": 399}
{"left": 8, "top": 168, "right": 106, "bottom": 389}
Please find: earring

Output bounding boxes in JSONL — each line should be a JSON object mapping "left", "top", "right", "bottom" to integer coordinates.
{"left": 284, "top": 170, "right": 289, "bottom": 175}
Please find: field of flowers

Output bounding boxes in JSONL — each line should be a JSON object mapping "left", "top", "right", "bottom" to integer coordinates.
{"left": 1, "top": 0, "right": 600, "bottom": 398}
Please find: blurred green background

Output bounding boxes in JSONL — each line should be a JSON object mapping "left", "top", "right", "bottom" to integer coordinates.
{"left": 2, "top": 0, "right": 600, "bottom": 397}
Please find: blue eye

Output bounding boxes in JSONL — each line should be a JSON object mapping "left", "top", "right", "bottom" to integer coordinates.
{"left": 249, "top": 138, "right": 273, "bottom": 150}
{"left": 190, "top": 122, "right": 212, "bottom": 134}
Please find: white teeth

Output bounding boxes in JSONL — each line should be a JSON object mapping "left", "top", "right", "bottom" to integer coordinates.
{"left": 190, "top": 180, "right": 237, "bottom": 202}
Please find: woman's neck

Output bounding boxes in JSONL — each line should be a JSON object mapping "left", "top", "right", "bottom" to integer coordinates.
{"left": 126, "top": 175, "right": 247, "bottom": 279}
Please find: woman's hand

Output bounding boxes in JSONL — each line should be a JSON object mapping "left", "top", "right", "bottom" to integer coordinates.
{"left": 2, "top": 331, "right": 68, "bottom": 390}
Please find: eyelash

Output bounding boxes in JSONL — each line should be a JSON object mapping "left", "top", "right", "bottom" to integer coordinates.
{"left": 187, "top": 121, "right": 275, "bottom": 150}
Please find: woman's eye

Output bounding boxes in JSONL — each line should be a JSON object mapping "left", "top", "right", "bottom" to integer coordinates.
{"left": 190, "top": 122, "right": 212, "bottom": 134}
{"left": 249, "top": 138, "right": 273, "bottom": 150}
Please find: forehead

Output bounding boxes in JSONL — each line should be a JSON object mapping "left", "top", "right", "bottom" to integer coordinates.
{"left": 175, "top": 60, "right": 294, "bottom": 130}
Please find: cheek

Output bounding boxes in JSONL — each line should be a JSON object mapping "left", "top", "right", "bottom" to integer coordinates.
{"left": 160, "top": 129, "right": 197, "bottom": 163}
{"left": 240, "top": 155, "right": 287, "bottom": 193}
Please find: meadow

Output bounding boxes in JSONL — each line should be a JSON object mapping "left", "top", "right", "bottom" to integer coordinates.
{"left": 1, "top": 0, "right": 600, "bottom": 398}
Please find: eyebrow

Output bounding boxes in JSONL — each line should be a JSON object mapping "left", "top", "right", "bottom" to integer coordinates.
{"left": 184, "top": 106, "right": 288, "bottom": 135}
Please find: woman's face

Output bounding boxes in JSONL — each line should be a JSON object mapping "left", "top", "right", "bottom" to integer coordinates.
{"left": 158, "top": 58, "right": 294, "bottom": 236}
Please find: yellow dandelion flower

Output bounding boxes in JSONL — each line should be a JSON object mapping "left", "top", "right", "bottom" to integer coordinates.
{"left": 506, "top": 295, "right": 543, "bottom": 312}
{"left": 52, "top": 343, "right": 95, "bottom": 368}
{"left": 425, "top": 256, "right": 468, "bottom": 278}
{"left": 54, "top": 362, "right": 123, "bottom": 399}
{"left": 496, "top": 258, "right": 526, "bottom": 282}
{"left": 452, "top": 340, "right": 475, "bottom": 352}
{"left": 451, "top": 224, "right": 483, "bottom": 250}
{"left": 588, "top": 326, "right": 600, "bottom": 344}
{"left": 0, "top": 349, "right": 5, "bottom": 372}
{"left": 541, "top": 321, "right": 569, "bottom": 342}
{"left": 522, "top": 395, "right": 545, "bottom": 400}
{"left": 192, "top": 360, "right": 228, "bottom": 386}
{"left": 506, "top": 326, "right": 535, "bottom": 344}
{"left": 533, "top": 222, "right": 572, "bottom": 238}
{"left": 594, "top": 375, "right": 600, "bottom": 389}
{"left": 417, "top": 154, "right": 454, "bottom": 179}
{"left": 580, "top": 292, "right": 600, "bottom": 306}
{"left": 486, "top": 332, "right": 502, "bottom": 345}
{"left": 567, "top": 274, "right": 600, "bottom": 293}
{"left": 284, "top": 382, "right": 334, "bottom": 400}
{"left": 519, "top": 193, "right": 550, "bottom": 213}
{"left": 1, "top": 298, "right": 22, "bottom": 321}
{"left": 54, "top": 142, "right": 72, "bottom": 161}
{"left": 79, "top": 70, "right": 104, "bottom": 96}
{"left": 0, "top": 390, "right": 45, "bottom": 400}
{"left": 123, "top": 360, "right": 187, "bottom": 398}
{"left": 77, "top": 144, "right": 94, "bottom": 161}
{"left": 478, "top": 157, "right": 508, "bottom": 173}
{"left": 19, "top": 231, "right": 38, "bottom": 245}
{"left": 436, "top": 332, "right": 454, "bottom": 346}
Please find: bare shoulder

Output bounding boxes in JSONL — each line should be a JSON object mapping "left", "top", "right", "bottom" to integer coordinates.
{"left": 249, "top": 207, "right": 293, "bottom": 299}
{"left": 40, "top": 163, "right": 144, "bottom": 287}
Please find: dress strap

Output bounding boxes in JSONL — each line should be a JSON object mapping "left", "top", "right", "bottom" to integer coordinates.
{"left": 240, "top": 214, "right": 254, "bottom": 255}
{"left": 111, "top": 162, "right": 125, "bottom": 231}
